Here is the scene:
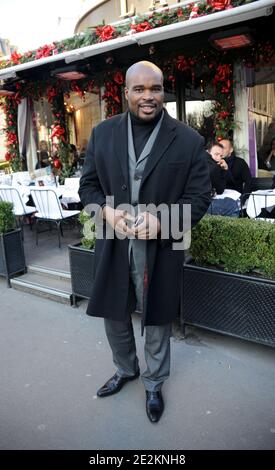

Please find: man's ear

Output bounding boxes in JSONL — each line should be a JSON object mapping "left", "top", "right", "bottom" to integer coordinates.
{"left": 124, "top": 87, "right": 129, "bottom": 101}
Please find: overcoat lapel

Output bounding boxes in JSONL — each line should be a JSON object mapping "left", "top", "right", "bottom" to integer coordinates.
{"left": 113, "top": 112, "right": 130, "bottom": 202}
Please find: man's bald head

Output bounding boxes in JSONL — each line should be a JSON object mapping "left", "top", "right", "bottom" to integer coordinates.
{"left": 124, "top": 61, "right": 164, "bottom": 122}
{"left": 220, "top": 139, "right": 234, "bottom": 158}
{"left": 125, "top": 61, "right": 163, "bottom": 87}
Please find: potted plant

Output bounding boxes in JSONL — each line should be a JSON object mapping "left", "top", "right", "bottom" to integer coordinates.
{"left": 68, "top": 210, "right": 95, "bottom": 306}
{"left": 181, "top": 215, "right": 275, "bottom": 347}
{"left": 0, "top": 201, "right": 26, "bottom": 287}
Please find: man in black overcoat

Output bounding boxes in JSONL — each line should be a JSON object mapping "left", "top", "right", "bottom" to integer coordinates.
{"left": 79, "top": 61, "right": 211, "bottom": 423}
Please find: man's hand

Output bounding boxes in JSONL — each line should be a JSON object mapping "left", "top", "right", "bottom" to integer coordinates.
{"left": 133, "top": 212, "right": 161, "bottom": 240}
{"left": 103, "top": 208, "right": 161, "bottom": 239}
{"left": 103, "top": 206, "right": 135, "bottom": 237}
{"left": 218, "top": 159, "right": 228, "bottom": 170}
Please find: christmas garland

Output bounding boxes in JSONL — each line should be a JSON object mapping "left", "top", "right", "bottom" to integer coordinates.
{"left": 0, "top": 96, "right": 20, "bottom": 171}
{"left": 0, "top": 1, "right": 255, "bottom": 70}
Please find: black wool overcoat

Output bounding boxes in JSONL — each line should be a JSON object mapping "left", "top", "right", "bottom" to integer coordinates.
{"left": 79, "top": 110, "right": 211, "bottom": 327}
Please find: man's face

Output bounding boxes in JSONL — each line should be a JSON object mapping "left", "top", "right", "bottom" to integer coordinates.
{"left": 209, "top": 145, "right": 223, "bottom": 163}
{"left": 125, "top": 67, "right": 164, "bottom": 121}
{"left": 220, "top": 139, "right": 232, "bottom": 158}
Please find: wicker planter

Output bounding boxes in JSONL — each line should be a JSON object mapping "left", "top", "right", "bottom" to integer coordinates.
{"left": 181, "top": 263, "right": 275, "bottom": 347}
{"left": 68, "top": 243, "right": 95, "bottom": 306}
{"left": 0, "top": 229, "right": 26, "bottom": 287}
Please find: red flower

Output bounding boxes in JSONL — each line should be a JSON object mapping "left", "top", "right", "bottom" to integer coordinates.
{"left": 176, "top": 55, "right": 189, "bottom": 72}
{"left": 96, "top": 25, "right": 116, "bottom": 42}
{"left": 6, "top": 131, "right": 17, "bottom": 145}
{"left": 71, "top": 81, "right": 85, "bottom": 99}
{"left": 190, "top": 6, "right": 199, "bottom": 18}
{"left": 131, "top": 22, "right": 153, "bottom": 33}
{"left": 50, "top": 125, "right": 66, "bottom": 142}
{"left": 177, "top": 8, "right": 184, "bottom": 17}
{"left": 207, "top": 0, "right": 231, "bottom": 11}
{"left": 53, "top": 158, "right": 62, "bottom": 169}
{"left": 10, "top": 52, "right": 22, "bottom": 65}
{"left": 46, "top": 86, "right": 58, "bottom": 103}
{"left": 213, "top": 64, "right": 231, "bottom": 89}
{"left": 113, "top": 71, "right": 124, "bottom": 85}
{"left": 102, "top": 82, "right": 120, "bottom": 104}
{"left": 5, "top": 152, "right": 11, "bottom": 161}
{"left": 218, "top": 111, "right": 230, "bottom": 119}
{"left": 35, "top": 44, "right": 55, "bottom": 59}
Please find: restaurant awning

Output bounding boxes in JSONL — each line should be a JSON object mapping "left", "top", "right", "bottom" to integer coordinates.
{"left": 0, "top": 0, "right": 274, "bottom": 80}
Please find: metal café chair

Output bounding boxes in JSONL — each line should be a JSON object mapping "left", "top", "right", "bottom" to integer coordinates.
{"left": 0, "top": 187, "right": 36, "bottom": 238}
{"left": 30, "top": 188, "right": 80, "bottom": 248}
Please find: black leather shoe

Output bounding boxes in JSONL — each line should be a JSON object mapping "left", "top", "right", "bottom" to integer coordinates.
{"left": 97, "top": 371, "right": 140, "bottom": 398}
{"left": 146, "top": 391, "right": 164, "bottom": 423}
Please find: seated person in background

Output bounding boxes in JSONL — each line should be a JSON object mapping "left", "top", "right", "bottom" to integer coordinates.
{"left": 257, "top": 153, "right": 272, "bottom": 173}
{"left": 264, "top": 138, "right": 275, "bottom": 171}
{"left": 68, "top": 144, "right": 79, "bottom": 170}
{"left": 206, "top": 141, "right": 240, "bottom": 218}
{"left": 35, "top": 140, "right": 50, "bottom": 169}
{"left": 220, "top": 138, "right": 252, "bottom": 195}
{"left": 206, "top": 141, "right": 228, "bottom": 195}
{"left": 258, "top": 122, "right": 275, "bottom": 164}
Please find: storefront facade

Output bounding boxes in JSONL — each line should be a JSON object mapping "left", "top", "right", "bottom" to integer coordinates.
{"left": 0, "top": 0, "right": 274, "bottom": 175}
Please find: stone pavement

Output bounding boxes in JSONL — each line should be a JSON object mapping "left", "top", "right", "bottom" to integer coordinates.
{"left": 1, "top": 277, "right": 275, "bottom": 450}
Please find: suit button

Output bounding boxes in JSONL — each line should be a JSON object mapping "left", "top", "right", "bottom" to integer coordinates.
{"left": 121, "top": 184, "right": 127, "bottom": 191}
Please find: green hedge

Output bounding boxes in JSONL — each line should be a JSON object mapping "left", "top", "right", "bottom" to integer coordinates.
{"left": 78, "top": 210, "right": 96, "bottom": 250}
{"left": 191, "top": 215, "right": 275, "bottom": 280}
{"left": 0, "top": 201, "right": 16, "bottom": 234}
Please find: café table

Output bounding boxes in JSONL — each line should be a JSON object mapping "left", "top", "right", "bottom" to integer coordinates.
{"left": 246, "top": 189, "right": 275, "bottom": 218}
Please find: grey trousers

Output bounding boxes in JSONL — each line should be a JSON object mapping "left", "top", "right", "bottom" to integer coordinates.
{"left": 104, "top": 318, "right": 172, "bottom": 392}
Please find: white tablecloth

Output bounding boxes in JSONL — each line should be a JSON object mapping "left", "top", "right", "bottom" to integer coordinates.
{"left": 246, "top": 190, "right": 275, "bottom": 218}
{"left": 214, "top": 189, "right": 241, "bottom": 201}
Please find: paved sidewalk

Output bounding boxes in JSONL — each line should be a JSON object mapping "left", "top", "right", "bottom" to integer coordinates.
{"left": 0, "top": 278, "right": 275, "bottom": 450}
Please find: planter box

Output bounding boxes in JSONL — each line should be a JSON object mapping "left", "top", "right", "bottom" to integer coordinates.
{"left": 0, "top": 229, "right": 26, "bottom": 287}
{"left": 68, "top": 243, "right": 95, "bottom": 306}
{"left": 181, "top": 263, "right": 275, "bottom": 347}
